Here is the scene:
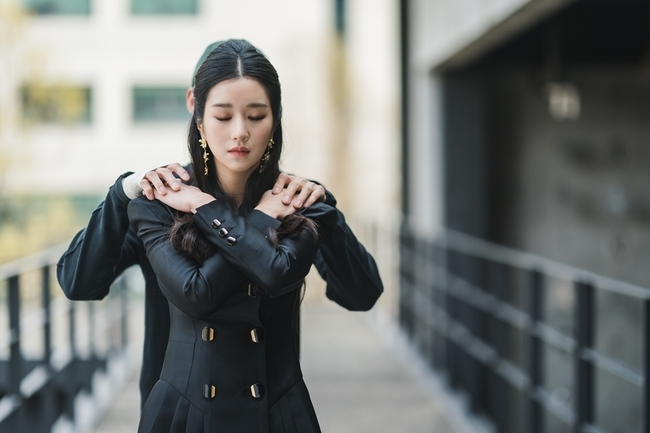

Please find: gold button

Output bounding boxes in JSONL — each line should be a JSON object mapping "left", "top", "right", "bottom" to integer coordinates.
{"left": 202, "top": 326, "right": 215, "bottom": 342}
{"left": 202, "top": 384, "right": 216, "bottom": 399}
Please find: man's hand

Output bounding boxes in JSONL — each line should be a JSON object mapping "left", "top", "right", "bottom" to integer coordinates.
{"left": 255, "top": 189, "right": 298, "bottom": 220}
{"left": 271, "top": 173, "right": 325, "bottom": 209}
{"left": 140, "top": 163, "right": 191, "bottom": 200}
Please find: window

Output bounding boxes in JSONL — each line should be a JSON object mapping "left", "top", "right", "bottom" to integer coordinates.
{"left": 131, "top": 0, "right": 197, "bottom": 15}
{"left": 133, "top": 87, "right": 188, "bottom": 123}
{"left": 22, "top": 0, "right": 90, "bottom": 15}
{"left": 22, "top": 84, "right": 92, "bottom": 125}
{"left": 334, "top": 0, "right": 345, "bottom": 36}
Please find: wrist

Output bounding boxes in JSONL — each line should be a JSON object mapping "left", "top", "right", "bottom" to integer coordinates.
{"left": 121, "top": 166, "right": 159, "bottom": 200}
{"left": 254, "top": 205, "right": 278, "bottom": 219}
{"left": 121, "top": 172, "right": 144, "bottom": 200}
{"left": 191, "top": 195, "right": 216, "bottom": 214}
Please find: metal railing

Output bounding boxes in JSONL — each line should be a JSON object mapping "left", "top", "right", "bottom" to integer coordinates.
{"left": 0, "top": 244, "right": 131, "bottom": 433}
{"left": 399, "top": 224, "right": 649, "bottom": 433}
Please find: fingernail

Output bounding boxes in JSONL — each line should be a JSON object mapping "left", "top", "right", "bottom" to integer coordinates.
{"left": 283, "top": 195, "right": 290, "bottom": 202}
{"left": 295, "top": 200, "right": 302, "bottom": 207}
{"left": 273, "top": 187, "right": 280, "bottom": 193}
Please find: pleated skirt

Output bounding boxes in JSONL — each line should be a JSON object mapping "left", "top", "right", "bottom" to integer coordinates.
{"left": 138, "top": 379, "right": 321, "bottom": 433}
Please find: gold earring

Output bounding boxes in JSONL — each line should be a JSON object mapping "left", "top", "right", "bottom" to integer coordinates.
{"left": 199, "top": 138, "right": 209, "bottom": 175}
{"left": 259, "top": 138, "right": 274, "bottom": 173}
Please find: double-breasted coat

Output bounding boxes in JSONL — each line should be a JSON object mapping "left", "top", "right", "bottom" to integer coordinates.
{"left": 128, "top": 193, "right": 336, "bottom": 432}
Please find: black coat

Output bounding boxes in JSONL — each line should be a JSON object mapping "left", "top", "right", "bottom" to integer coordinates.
{"left": 56, "top": 173, "right": 383, "bottom": 412}
{"left": 128, "top": 193, "right": 337, "bottom": 432}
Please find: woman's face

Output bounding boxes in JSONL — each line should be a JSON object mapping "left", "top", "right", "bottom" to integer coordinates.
{"left": 198, "top": 77, "right": 274, "bottom": 180}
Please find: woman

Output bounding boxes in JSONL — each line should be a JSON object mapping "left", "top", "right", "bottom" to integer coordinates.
{"left": 128, "top": 39, "right": 336, "bottom": 433}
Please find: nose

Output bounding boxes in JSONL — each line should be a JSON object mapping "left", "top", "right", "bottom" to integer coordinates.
{"left": 232, "top": 116, "right": 249, "bottom": 142}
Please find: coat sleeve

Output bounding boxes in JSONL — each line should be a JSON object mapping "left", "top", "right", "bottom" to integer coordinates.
{"left": 56, "top": 173, "right": 140, "bottom": 301}
{"left": 314, "top": 189, "right": 384, "bottom": 311}
{"left": 128, "top": 197, "right": 248, "bottom": 319}
{"left": 192, "top": 200, "right": 337, "bottom": 295}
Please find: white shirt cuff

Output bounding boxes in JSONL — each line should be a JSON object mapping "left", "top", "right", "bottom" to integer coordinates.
{"left": 121, "top": 168, "right": 156, "bottom": 200}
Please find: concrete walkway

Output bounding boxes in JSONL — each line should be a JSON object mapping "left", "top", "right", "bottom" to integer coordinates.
{"left": 93, "top": 299, "right": 488, "bottom": 433}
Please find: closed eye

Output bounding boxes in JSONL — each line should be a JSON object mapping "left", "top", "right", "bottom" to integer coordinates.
{"left": 216, "top": 117, "right": 231, "bottom": 121}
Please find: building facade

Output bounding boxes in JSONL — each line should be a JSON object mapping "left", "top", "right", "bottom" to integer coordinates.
{"left": 2, "top": 0, "right": 339, "bottom": 194}
{"left": 400, "top": 0, "right": 650, "bottom": 432}
{"left": 1, "top": 0, "right": 404, "bottom": 270}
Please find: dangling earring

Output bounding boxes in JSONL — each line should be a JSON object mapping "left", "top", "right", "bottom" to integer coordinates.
{"left": 199, "top": 138, "right": 209, "bottom": 175}
{"left": 259, "top": 138, "right": 274, "bottom": 173}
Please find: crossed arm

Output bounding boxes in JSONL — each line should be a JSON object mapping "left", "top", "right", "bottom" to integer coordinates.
{"left": 58, "top": 163, "right": 382, "bottom": 311}
{"left": 141, "top": 164, "right": 383, "bottom": 311}
{"left": 127, "top": 195, "right": 336, "bottom": 318}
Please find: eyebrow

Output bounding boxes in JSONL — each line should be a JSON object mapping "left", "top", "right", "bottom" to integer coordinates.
{"left": 211, "top": 102, "right": 269, "bottom": 108}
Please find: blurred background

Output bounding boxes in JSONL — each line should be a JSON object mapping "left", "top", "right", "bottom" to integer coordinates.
{"left": 0, "top": 0, "right": 400, "bottom": 264}
{"left": 1, "top": 0, "right": 650, "bottom": 432}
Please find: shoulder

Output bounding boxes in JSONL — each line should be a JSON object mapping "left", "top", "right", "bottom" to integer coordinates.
{"left": 299, "top": 202, "right": 337, "bottom": 229}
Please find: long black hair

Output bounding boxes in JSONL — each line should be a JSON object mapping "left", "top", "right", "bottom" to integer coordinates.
{"left": 170, "top": 39, "right": 317, "bottom": 263}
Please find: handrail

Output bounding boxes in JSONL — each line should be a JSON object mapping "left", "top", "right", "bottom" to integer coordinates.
{"left": 0, "top": 242, "right": 68, "bottom": 281}
{"left": 442, "top": 228, "right": 650, "bottom": 300}
{"left": 399, "top": 224, "right": 650, "bottom": 433}
{"left": 0, "top": 240, "right": 132, "bottom": 432}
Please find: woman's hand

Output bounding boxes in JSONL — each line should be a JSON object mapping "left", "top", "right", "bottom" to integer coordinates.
{"left": 255, "top": 189, "right": 298, "bottom": 220}
{"left": 154, "top": 183, "right": 215, "bottom": 214}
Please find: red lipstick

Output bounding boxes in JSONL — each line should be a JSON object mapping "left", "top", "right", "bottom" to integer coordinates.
{"left": 228, "top": 146, "right": 250, "bottom": 157}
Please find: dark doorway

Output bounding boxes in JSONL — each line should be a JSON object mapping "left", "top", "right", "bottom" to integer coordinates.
{"left": 443, "top": 0, "right": 650, "bottom": 287}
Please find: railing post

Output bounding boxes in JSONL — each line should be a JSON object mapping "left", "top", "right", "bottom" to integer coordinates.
{"left": 398, "top": 222, "right": 414, "bottom": 339}
{"left": 432, "top": 242, "right": 447, "bottom": 372}
{"left": 8, "top": 275, "right": 22, "bottom": 395}
{"left": 42, "top": 266, "right": 52, "bottom": 365}
{"left": 88, "top": 302, "right": 96, "bottom": 358}
{"left": 575, "top": 282, "right": 594, "bottom": 433}
{"left": 642, "top": 299, "right": 650, "bottom": 433}
{"left": 528, "top": 270, "right": 543, "bottom": 433}
{"left": 69, "top": 300, "right": 77, "bottom": 358}
{"left": 120, "top": 281, "right": 128, "bottom": 350}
